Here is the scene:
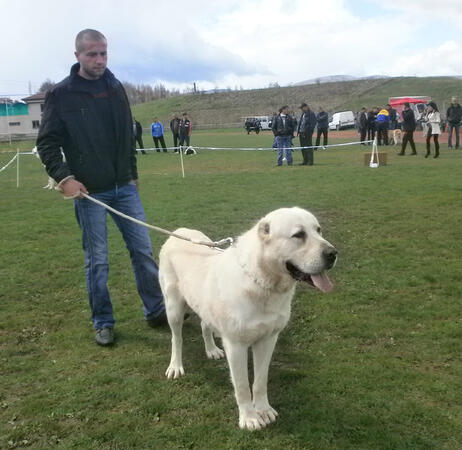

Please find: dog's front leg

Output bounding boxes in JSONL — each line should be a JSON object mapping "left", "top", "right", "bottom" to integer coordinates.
{"left": 165, "top": 316, "right": 185, "bottom": 379}
{"left": 222, "top": 338, "right": 267, "bottom": 430}
{"left": 252, "top": 333, "right": 279, "bottom": 425}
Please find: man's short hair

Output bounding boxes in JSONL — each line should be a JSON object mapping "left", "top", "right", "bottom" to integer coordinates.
{"left": 75, "top": 29, "right": 106, "bottom": 52}
{"left": 279, "top": 105, "right": 289, "bottom": 113}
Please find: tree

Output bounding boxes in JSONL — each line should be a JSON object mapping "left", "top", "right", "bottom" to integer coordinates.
{"left": 38, "top": 79, "right": 56, "bottom": 93}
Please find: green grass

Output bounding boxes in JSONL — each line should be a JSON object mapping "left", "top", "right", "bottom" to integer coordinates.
{"left": 1, "top": 130, "right": 462, "bottom": 449}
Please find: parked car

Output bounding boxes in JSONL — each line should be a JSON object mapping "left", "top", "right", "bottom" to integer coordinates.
{"left": 244, "top": 117, "right": 261, "bottom": 134}
{"left": 328, "top": 111, "right": 355, "bottom": 130}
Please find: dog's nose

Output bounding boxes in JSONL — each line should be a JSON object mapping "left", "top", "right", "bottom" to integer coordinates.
{"left": 323, "top": 247, "right": 337, "bottom": 268}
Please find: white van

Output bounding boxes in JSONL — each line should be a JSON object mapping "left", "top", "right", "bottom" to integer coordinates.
{"left": 328, "top": 111, "right": 355, "bottom": 130}
{"left": 254, "top": 116, "right": 272, "bottom": 130}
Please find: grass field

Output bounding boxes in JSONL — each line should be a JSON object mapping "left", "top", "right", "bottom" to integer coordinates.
{"left": 1, "top": 130, "right": 462, "bottom": 449}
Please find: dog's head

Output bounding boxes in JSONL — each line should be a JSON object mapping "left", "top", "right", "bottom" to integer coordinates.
{"left": 257, "top": 207, "right": 337, "bottom": 292}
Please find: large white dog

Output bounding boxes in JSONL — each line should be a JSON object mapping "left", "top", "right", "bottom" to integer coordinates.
{"left": 159, "top": 207, "right": 337, "bottom": 430}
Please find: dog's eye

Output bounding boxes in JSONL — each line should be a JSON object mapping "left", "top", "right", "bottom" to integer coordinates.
{"left": 292, "top": 230, "right": 306, "bottom": 239}
{"left": 317, "top": 227, "right": 322, "bottom": 234}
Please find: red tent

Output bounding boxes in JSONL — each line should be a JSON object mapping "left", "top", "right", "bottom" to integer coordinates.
{"left": 389, "top": 96, "right": 431, "bottom": 107}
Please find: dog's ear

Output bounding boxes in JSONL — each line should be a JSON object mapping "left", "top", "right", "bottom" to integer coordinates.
{"left": 258, "top": 220, "right": 271, "bottom": 242}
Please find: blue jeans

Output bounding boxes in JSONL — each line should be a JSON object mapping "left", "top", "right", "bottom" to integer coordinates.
{"left": 447, "top": 122, "right": 460, "bottom": 148}
{"left": 276, "top": 136, "right": 293, "bottom": 165}
{"left": 74, "top": 184, "right": 165, "bottom": 329}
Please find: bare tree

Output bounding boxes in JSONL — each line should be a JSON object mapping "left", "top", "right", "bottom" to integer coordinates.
{"left": 37, "top": 79, "right": 56, "bottom": 93}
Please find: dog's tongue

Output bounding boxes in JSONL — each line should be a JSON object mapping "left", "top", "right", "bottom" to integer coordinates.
{"left": 311, "top": 272, "right": 334, "bottom": 293}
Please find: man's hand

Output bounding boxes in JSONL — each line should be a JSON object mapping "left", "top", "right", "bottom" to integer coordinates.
{"left": 61, "top": 178, "right": 88, "bottom": 198}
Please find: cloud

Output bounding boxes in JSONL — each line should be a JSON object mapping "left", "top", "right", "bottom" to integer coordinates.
{"left": 0, "top": 0, "right": 460, "bottom": 96}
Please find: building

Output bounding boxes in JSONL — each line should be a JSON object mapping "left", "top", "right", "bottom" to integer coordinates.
{"left": 0, "top": 93, "right": 46, "bottom": 141}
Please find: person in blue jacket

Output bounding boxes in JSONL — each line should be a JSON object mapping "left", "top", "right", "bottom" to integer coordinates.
{"left": 376, "top": 108, "right": 390, "bottom": 145}
{"left": 151, "top": 117, "right": 167, "bottom": 152}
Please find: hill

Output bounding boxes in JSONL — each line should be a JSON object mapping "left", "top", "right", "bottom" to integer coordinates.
{"left": 132, "top": 76, "right": 462, "bottom": 128}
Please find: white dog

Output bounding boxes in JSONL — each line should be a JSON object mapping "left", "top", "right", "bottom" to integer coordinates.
{"left": 159, "top": 207, "right": 337, "bottom": 430}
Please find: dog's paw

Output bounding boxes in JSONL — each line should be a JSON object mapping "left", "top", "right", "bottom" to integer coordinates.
{"left": 165, "top": 365, "right": 185, "bottom": 379}
{"left": 239, "top": 410, "right": 268, "bottom": 431}
{"left": 206, "top": 346, "right": 225, "bottom": 360}
{"left": 256, "top": 405, "right": 278, "bottom": 424}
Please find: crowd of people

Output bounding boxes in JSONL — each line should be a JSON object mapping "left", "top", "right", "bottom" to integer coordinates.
{"left": 356, "top": 99, "right": 461, "bottom": 158}
{"left": 132, "top": 113, "right": 192, "bottom": 154}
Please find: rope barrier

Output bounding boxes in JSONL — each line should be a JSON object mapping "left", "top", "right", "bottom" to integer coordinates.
{"left": 74, "top": 192, "right": 233, "bottom": 251}
{"left": 0, "top": 154, "right": 18, "bottom": 172}
{"left": 137, "top": 140, "right": 373, "bottom": 153}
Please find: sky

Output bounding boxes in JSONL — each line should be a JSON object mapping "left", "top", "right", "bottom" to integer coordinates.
{"left": 1, "top": 0, "right": 462, "bottom": 98}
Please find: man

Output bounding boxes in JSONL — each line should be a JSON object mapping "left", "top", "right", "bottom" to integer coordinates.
{"left": 178, "top": 113, "right": 192, "bottom": 149}
{"left": 37, "top": 29, "right": 166, "bottom": 346}
{"left": 367, "top": 107, "right": 378, "bottom": 144}
{"left": 376, "top": 107, "right": 390, "bottom": 145}
{"left": 271, "top": 105, "right": 296, "bottom": 166}
{"left": 151, "top": 117, "right": 167, "bottom": 152}
{"left": 358, "top": 107, "right": 368, "bottom": 145}
{"left": 169, "top": 114, "right": 180, "bottom": 150}
{"left": 315, "top": 106, "right": 329, "bottom": 149}
{"left": 133, "top": 118, "right": 146, "bottom": 154}
{"left": 399, "top": 102, "right": 417, "bottom": 156}
{"left": 387, "top": 104, "right": 398, "bottom": 130}
{"left": 297, "top": 103, "right": 317, "bottom": 165}
{"left": 446, "top": 97, "right": 462, "bottom": 149}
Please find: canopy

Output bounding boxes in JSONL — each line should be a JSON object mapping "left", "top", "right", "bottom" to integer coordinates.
{"left": 389, "top": 96, "right": 431, "bottom": 107}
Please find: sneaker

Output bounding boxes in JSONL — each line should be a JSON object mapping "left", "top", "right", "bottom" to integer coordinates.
{"left": 95, "top": 327, "right": 114, "bottom": 346}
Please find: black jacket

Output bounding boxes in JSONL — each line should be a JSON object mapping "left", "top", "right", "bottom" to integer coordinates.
{"left": 37, "top": 63, "right": 137, "bottom": 193}
{"left": 134, "top": 120, "right": 143, "bottom": 138}
{"left": 446, "top": 104, "right": 462, "bottom": 124}
{"left": 401, "top": 108, "right": 416, "bottom": 132}
{"left": 170, "top": 118, "right": 180, "bottom": 134}
{"left": 316, "top": 111, "right": 329, "bottom": 129}
{"left": 297, "top": 110, "right": 317, "bottom": 134}
{"left": 358, "top": 112, "right": 367, "bottom": 130}
{"left": 272, "top": 114, "right": 296, "bottom": 136}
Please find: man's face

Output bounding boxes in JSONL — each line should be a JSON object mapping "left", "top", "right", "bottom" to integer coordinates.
{"left": 75, "top": 39, "right": 107, "bottom": 80}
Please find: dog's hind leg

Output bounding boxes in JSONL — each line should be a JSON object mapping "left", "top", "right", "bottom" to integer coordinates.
{"left": 164, "top": 284, "right": 187, "bottom": 379}
{"left": 201, "top": 321, "right": 224, "bottom": 360}
{"left": 251, "top": 334, "right": 279, "bottom": 425}
{"left": 222, "top": 338, "right": 267, "bottom": 430}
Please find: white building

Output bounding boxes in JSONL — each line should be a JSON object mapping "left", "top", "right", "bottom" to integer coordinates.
{"left": 0, "top": 93, "right": 46, "bottom": 141}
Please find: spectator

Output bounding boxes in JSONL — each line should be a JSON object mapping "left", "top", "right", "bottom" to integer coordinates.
{"left": 133, "top": 118, "right": 146, "bottom": 155}
{"left": 151, "top": 117, "right": 167, "bottom": 152}
{"left": 272, "top": 105, "right": 296, "bottom": 166}
{"left": 367, "top": 107, "right": 377, "bottom": 144}
{"left": 297, "top": 103, "right": 317, "bottom": 165}
{"left": 376, "top": 107, "right": 390, "bottom": 145}
{"left": 446, "top": 96, "right": 462, "bottom": 149}
{"left": 36, "top": 29, "right": 166, "bottom": 346}
{"left": 170, "top": 114, "right": 180, "bottom": 150}
{"left": 388, "top": 104, "right": 398, "bottom": 130}
{"left": 424, "top": 101, "right": 441, "bottom": 158}
{"left": 179, "top": 113, "right": 192, "bottom": 149}
{"left": 315, "top": 106, "right": 329, "bottom": 148}
{"left": 358, "top": 107, "right": 368, "bottom": 145}
{"left": 399, "top": 102, "right": 417, "bottom": 155}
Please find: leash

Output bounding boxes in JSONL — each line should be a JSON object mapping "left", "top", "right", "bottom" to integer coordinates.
{"left": 65, "top": 192, "right": 233, "bottom": 251}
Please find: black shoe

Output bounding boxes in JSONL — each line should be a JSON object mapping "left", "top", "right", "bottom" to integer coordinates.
{"left": 298, "top": 162, "right": 307, "bottom": 166}
{"left": 95, "top": 327, "right": 114, "bottom": 346}
{"left": 146, "top": 312, "right": 190, "bottom": 328}
{"left": 434, "top": 154, "right": 439, "bottom": 158}
{"left": 425, "top": 153, "right": 430, "bottom": 158}
{"left": 146, "top": 312, "right": 168, "bottom": 328}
